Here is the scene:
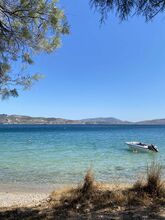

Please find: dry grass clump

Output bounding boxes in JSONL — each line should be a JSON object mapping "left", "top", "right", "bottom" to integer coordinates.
{"left": 126, "top": 188, "right": 151, "bottom": 207}
{"left": 145, "top": 163, "right": 164, "bottom": 197}
{"left": 131, "top": 163, "right": 165, "bottom": 197}
{"left": 49, "top": 163, "right": 165, "bottom": 218}
{"left": 50, "top": 169, "right": 127, "bottom": 216}
{"left": 50, "top": 169, "right": 98, "bottom": 212}
{"left": 128, "top": 162, "right": 165, "bottom": 206}
{"left": 81, "top": 169, "right": 95, "bottom": 194}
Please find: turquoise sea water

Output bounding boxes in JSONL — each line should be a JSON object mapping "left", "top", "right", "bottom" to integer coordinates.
{"left": 0, "top": 124, "right": 165, "bottom": 185}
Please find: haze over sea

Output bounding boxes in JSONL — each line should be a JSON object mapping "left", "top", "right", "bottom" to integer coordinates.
{"left": 0, "top": 124, "right": 164, "bottom": 187}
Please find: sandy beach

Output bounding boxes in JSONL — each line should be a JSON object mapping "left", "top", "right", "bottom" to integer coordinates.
{"left": 0, "top": 192, "right": 48, "bottom": 208}
{"left": 0, "top": 181, "right": 132, "bottom": 207}
{"left": 0, "top": 183, "right": 74, "bottom": 208}
{"left": 0, "top": 183, "right": 51, "bottom": 208}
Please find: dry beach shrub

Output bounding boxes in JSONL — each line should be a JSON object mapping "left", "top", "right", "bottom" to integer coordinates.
{"left": 127, "top": 162, "right": 165, "bottom": 206}
{"left": 50, "top": 169, "right": 127, "bottom": 216}
{"left": 50, "top": 162, "right": 165, "bottom": 216}
{"left": 131, "top": 162, "right": 165, "bottom": 197}
{"left": 145, "top": 162, "right": 164, "bottom": 197}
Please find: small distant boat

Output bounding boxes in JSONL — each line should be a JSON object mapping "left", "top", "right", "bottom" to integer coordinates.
{"left": 126, "top": 142, "right": 159, "bottom": 152}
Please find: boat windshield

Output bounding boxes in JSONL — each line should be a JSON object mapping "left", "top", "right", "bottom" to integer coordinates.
{"left": 138, "top": 142, "right": 146, "bottom": 146}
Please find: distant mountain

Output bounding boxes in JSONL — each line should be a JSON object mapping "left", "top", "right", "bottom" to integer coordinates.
{"left": 0, "top": 114, "right": 80, "bottom": 124}
{"left": 136, "top": 119, "right": 165, "bottom": 125}
{"left": 80, "top": 117, "right": 131, "bottom": 124}
{"left": 0, "top": 115, "right": 130, "bottom": 124}
{"left": 0, "top": 114, "right": 165, "bottom": 125}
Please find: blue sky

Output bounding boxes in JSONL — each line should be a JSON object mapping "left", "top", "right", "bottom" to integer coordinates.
{"left": 1, "top": 0, "right": 165, "bottom": 121}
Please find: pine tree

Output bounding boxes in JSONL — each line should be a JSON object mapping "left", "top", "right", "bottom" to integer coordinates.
{"left": 91, "top": 0, "right": 165, "bottom": 22}
{"left": 0, "top": 0, "right": 69, "bottom": 98}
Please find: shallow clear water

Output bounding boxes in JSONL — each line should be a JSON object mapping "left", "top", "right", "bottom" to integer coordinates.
{"left": 0, "top": 124, "right": 164, "bottom": 185}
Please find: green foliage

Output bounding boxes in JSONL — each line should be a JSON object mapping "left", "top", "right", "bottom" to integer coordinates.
{"left": 0, "top": 0, "right": 69, "bottom": 98}
{"left": 91, "top": 0, "right": 165, "bottom": 22}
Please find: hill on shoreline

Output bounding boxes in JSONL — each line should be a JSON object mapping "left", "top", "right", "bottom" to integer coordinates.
{"left": 0, "top": 114, "right": 165, "bottom": 125}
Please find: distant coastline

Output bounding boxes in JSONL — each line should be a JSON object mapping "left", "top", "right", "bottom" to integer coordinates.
{"left": 1, "top": 114, "right": 165, "bottom": 125}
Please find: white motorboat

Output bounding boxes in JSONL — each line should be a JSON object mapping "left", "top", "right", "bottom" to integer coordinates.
{"left": 126, "top": 141, "right": 159, "bottom": 152}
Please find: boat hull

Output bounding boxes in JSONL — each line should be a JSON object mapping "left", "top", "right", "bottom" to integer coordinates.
{"left": 127, "top": 144, "right": 150, "bottom": 152}
{"left": 125, "top": 142, "right": 158, "bottom": 153}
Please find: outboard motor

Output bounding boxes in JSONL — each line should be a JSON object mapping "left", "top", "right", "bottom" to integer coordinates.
{"left": 148, "top": 144, "right": 158, "bottom": 152}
